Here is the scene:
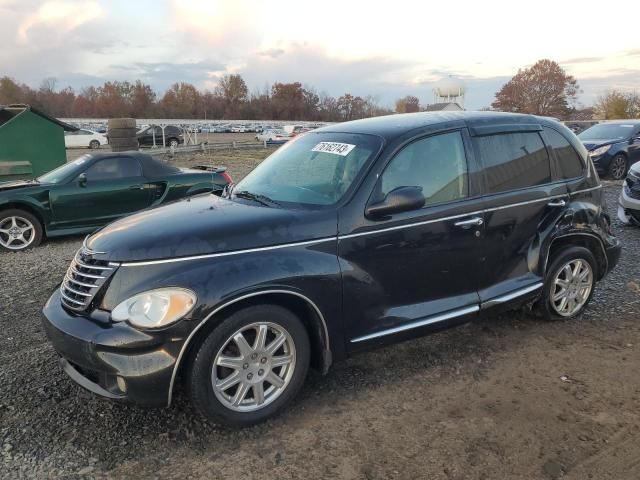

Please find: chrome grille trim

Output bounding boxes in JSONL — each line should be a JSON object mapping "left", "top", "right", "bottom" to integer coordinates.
{"left": 60, "top": 248, "right": 119, "bottom": 311}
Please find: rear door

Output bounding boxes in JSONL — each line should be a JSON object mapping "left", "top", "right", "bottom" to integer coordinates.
{"left": 50, "top": 156, "right": 152, "bottom": 230}
{"left": 471, "top": 125, "right": 568, "bottom": 304}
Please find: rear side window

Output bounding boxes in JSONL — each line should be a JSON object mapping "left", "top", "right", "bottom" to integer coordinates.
{"left": 474, "top": 132, "right": 551, "bottom": 193}
{"left": 543, "top": 127, "right": 584, "bottom": 179}
{"left": 379, "top": 131, "right": 468, "bottom": 206}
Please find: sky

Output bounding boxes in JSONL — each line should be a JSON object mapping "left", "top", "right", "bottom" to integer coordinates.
{"left": 1, "top": 0, "right": 639, "bottom": 110}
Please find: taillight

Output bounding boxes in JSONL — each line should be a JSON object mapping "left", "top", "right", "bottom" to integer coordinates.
{"left": 221, "top": 172, "right": 233, "bottom": 184}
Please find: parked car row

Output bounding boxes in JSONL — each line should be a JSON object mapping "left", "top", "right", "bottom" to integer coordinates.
{"left": 34, "top": 111, "right": 625, "bottom": 428}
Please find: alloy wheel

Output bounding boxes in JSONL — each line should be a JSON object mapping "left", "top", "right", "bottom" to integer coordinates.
{"left": 551, "top": 259, "right": 593, "bottom": 317}
{"left": 610, "top": 156, "right": 627, "bottom": 180}
{"left": 212, "top": 322, "right": 296, "bottom": 412}
{"left": 0, "top": 216, "right": 36, "bottom": 250}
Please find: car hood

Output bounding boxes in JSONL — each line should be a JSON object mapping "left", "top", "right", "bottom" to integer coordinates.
{"left": 580, "top": 139, "right": 621, "bottom": 151}
{"left": 0, "top": 180, "right": 41, "bottom": 192}
{"left": 86, "top": 194, "right": 337, "bottom": 262}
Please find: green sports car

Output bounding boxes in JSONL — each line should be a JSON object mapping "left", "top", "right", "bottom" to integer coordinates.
{"left": 0, "top": 152, "right": 232, "bottom": 251}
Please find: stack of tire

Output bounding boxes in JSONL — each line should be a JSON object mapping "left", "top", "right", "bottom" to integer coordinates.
{"left": 108, "top": 118, "right": 138, "bottom": 152}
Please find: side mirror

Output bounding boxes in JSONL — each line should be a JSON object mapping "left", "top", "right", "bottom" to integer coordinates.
{"left": 366, "top": 186, "right": 425, "bottom": 219}
{"left": 78, "top": 173, "right": 87, "bottom": 187}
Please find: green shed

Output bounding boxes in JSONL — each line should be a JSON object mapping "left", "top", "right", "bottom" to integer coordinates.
{"left": 0, "top": 104, "right": 78, "bottom": 181}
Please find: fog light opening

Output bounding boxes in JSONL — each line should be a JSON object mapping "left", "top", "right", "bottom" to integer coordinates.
{"left": 116, "top": 376, "right": 127, "bottom": 394}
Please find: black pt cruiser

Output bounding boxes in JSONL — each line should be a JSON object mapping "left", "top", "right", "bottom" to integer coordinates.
{"left": 42, "top": 112, "right": 621, "bottom": 427}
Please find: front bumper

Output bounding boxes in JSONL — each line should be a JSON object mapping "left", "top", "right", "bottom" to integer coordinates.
{"left": 617, "top": 185, "right": 640, "bottom": 224}
{"left": 41, "top": 289, "right": 184, "bottom": 407}
{"left": 590, "top": 153, "right": 612, "bottom": 175}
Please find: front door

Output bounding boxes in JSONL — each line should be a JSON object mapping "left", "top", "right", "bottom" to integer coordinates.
{"left": 340, "top": 130, "right": 484, "bottom": 349}
{"left": 50, "top": 156, "right": 151, "bottom": 230}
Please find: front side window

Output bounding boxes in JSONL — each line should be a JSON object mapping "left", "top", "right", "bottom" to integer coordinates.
{"left": 474, "top": 132, "right": 551, "bottom": 193}
{"left": 378, "top": 131, "right": 469, "bottom": 206}
{"left": 233, "top": 132, "right": 382, "bottom": 207}
{"left": 543, "top": 127, "right": 584, "bottom": 179}
{"left": 85, "top": 158, "right": 142, "bottom": 181}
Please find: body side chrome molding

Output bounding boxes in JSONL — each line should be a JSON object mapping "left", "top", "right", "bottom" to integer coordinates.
{"left": 480, "top": 282, "right": 544, "bottom": 309}
{"left": 118, "top": 185, "right": 603, "bottom": 266}
{"left": 121, "top": 237, "right": 336, "bottom": 267}
{"left": 350, "top": 305, "right": 479, "bottom": 343}
{"left": 167, "top": 289, "right": 330, "bottom": 406}
{"left": 340, "top": 185, "right": 602, "bottom": 241}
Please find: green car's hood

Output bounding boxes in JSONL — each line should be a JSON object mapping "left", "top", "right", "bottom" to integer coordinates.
{"left": 0, "top": 180, "right": 43, "bottom": 192}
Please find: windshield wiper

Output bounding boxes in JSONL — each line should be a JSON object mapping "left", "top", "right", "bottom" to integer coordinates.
{"left": 233, "top": 190, "right": 281, "bottom": 208}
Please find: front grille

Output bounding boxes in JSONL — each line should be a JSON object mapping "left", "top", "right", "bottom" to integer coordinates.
{"left": 60, "top": 249, "right": 119, "bottom": 311}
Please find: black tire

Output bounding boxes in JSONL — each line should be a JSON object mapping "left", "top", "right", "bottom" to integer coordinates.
{"left": 0, "top": 209, "right": 43, "bottom": 252}
{"left": 107, "top": 118, "right": 136, "bottom": 129}
{"left": 188, "top": 304, "right": 310, "bottom": 428}
{"left": 107, "top": 127, "right": 137, "bottom": 139}
{"left": 537, "top": 246, "right": 597, "bottom": 320}
{"left": 89, "top": 140, "right": 100, "bottom": 149}
{"left": 607, "top": 154, "right": 627, "bottom": 180}
{"left": 168, "top": 138, "right": 179, "bottom": 148}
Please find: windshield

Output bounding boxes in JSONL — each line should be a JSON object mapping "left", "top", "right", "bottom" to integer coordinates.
{"left": 233, "top": 132, "right": 382, "bottom": 207}
{"left": 579, "top": 124, "right": 636, "bottom": 141}
{"left": 38, "top": 155, "right": 91, "bottom": 184}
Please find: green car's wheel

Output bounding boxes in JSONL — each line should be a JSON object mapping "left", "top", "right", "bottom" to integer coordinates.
{"left": 0, "top": 209, "right": 43, "bottom": 252}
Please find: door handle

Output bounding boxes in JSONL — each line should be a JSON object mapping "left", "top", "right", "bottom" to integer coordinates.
{"left": 547, "top": 199, "right": 566, "bottom": 207}
{"left": 129, "top": 185, "right": 144, "bottom": 190}
{"left": 454, "top": 217, "right": 483, "bottom": 228}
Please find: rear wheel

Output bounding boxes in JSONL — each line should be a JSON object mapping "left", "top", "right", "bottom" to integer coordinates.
{"left": 188, "top": 304, "right": 310, "bottom": 427}
{"left": 0, "top": 209, "right": 43, "bottom": 252}
{"left": 538, "top": 246, "right": 596, "bottom": 320}
{"left": 608, "top": 154, "right": 627, "bottom": 180}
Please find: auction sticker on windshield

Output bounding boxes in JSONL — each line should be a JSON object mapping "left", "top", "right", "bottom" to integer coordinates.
{"left": 312, "top": 142, "right": 356, "bottom": 156}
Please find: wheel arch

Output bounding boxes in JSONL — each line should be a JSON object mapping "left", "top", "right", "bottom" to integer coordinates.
{"left": 0, "top": 201, "right": 47, "bottom": 231}
{"left": 168, "top": 289, "right": 332, "bottom": 406}
{"left": 544, "top": 232, "right": 607, "bottom": 280}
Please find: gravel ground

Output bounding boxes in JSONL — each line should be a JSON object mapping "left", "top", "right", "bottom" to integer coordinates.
{"left": 1, "top": 183, "right": 639, "bottom": 479}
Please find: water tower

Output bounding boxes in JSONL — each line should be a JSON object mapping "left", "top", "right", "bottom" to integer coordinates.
{"left": 433, "top": 76, "right": 466, "bottom": 108}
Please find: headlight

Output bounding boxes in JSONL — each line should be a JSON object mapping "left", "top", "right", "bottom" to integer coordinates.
{"left": 111, "top": 288, "right": 196, "bottom": 328}
{"left": 590, "top": 145, "right": 611, "bottom": 157}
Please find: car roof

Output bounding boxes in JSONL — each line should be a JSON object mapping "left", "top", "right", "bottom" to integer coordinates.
{"left": 86, "top": 151, "right": 180, "bottom": 176}
{"left": 316, "top": 111, "right": 563, "bottom": 141}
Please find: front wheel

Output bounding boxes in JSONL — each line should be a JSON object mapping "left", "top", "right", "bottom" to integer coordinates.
{"left": 169, "top": 138, "right": 179, "bottom": 148}
{"left": 188, "top": 304, "right": 310, "bottom": 427}
{"left": 608, "top": 154, "right": 627, "bottom": 180}
{"left": 0, "top": 209, "right": 43, "bottom": 252}
{"left": 89, "top": 140, "right": 100, "bottom": 149}
{"left": 537, "top": 246, "right": 597, "bottom": 320}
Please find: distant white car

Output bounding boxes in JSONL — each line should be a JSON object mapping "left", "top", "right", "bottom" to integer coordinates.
{"left": 231, "top": 125, "right": 249, "bottom": 133}
{"left": 64, "top": 129, "right": 107, "bottom": 149}
{"left": 256, "top": 129, "right": 290, "bottom": 142}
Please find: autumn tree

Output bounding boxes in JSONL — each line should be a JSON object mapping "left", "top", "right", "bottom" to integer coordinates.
{"left": 595, "top": 90, "right": 640, "bottom": 119}
{"left": 216, "top": 74, "right": 248, "bottom": 118}
{"left": 395, "top": 95, "right": 420, "bottom": 113}
{"left": 492, "top": 59, "right": 579, "bottom": 118}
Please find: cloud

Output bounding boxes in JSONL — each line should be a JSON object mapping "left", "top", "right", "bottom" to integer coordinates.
{"left": 17, "top": 0, "right": 103, "bottom": 43}
{"left": 258, "top": 48, "right": 285, "bottom": 59}
{"left": 560, "top": 56, "right": 605, "bottom": 65}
